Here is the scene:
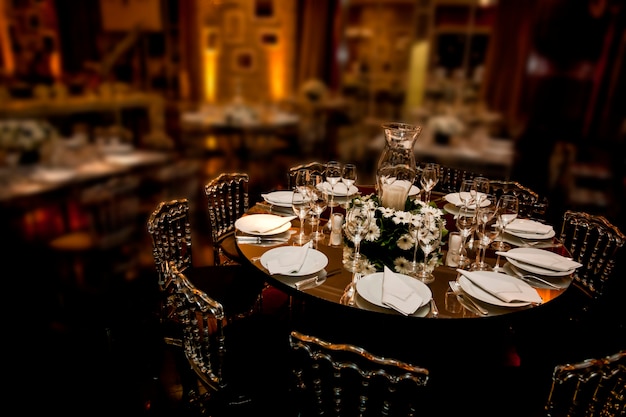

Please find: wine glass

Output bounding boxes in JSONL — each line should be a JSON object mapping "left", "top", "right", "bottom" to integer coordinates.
{"left": 455, "top": 205, "right": 477, "bottom": 269}
{"left": 325, "top": 161, "right": 343, "bottom": 229}
{"left": 458, "top": 179, "right": 476, "bottom": 208}
{"left": 343, "top": 201, "right": 371, "bottom": 272}
{"left": 491, "top": 194, "right": 519, "bottom": 252}
{"left": 292, "top": 188, "right": 312, "bottom": 245}
{"left": 308, "top": 173, "right": 328, "bottom": 242}
{"left": 470, "top": 205, "right": 501, "bottom": 271}
{"left": 420, "top": 163, "right": 439, "bottom": 204}
{"left": 472, "top": 176, "right": 491, "bottom": 208}
{"left": 413, "top": 213, "right": 442, "bottom": 284}
{"left": 341, "top": 163, "right": 357, "bottom": 197}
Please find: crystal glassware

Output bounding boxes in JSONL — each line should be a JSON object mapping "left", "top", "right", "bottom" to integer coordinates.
{"left": 292, "top": 188, "right": 312, "bottom": 245}
{"left": 470, "top": 205, "right": 500, "bottom": 271}
{"left": 343, "top": 201, "right": 371, "bottom": 272}
{"left": 420, "top": 163, "right": 440, "bottom": 204}
{"left": 455, "top": 205, "right": 476, "bottom": 269}
{"left": 412, "top": 213, "right": 442, "bottom": 284}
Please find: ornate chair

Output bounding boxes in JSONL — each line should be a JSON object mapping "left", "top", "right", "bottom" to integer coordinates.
{"left": 558, "top": 210, "right": 626, "bottom": 305}
{"left": 543, "top": 350, "right": 625, "bottom": 417}
{"left": 167, "top": 262, "right": 291, "bottom": 416}
{"left": 288, "top": 330, "right": 430, "bottom": 416}
{"left": 147, "top": 198, "right": 264, "bottom": 326}
{"left": 489, "top": 179, "right": 549, "bottom": 221}
{"left": 204, "top": 173, "right": 249, "bottom": 266}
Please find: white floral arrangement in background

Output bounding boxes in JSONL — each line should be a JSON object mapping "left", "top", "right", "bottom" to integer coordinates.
{"left": 0, "top": 119, "right": 58, "bottom": 152}
{"left": 427, "top": 113, "right": 465, "bottom": 137}
{"left": 343, "top": 193, "right": 448, "bottom": 275}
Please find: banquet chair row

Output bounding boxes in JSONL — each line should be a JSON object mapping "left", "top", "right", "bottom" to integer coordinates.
{"left": 490, "top": 179, "right": 549, "bottom": 221}
{"left": 544, "top": 349, "right": 625, "bottom": 417}
{"left": 287, "top": 161, "right": 327, "bottom": 190}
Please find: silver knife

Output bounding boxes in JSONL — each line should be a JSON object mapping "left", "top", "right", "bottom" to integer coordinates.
{"left": 294, "top": 268, "right": 341, "bottom": 289}
{"left": 236, "top": 236, "right": 289, "bottom": 243}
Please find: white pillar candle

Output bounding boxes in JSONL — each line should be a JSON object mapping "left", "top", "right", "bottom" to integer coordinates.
{"left": 382, "top": 183, "right": 410, "bottom": 211}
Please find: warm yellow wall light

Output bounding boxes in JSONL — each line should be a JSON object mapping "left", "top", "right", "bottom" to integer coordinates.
{"left": 0, "top": 0, "right": 15, "bottom": 76}
{"left": 202, "top": 27, "right": 219, "bottom": 103}
{"left": 268, "top": 46, "right": 285, "bottom": 101}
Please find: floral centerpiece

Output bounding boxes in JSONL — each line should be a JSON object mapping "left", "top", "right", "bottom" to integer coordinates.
{"left": 344, "top": 193, "right": 448, "bottom": 275}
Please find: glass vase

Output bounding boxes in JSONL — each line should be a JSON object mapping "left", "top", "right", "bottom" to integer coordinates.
{"left": 376, "top": 123, "right": 421, "bottom": 210}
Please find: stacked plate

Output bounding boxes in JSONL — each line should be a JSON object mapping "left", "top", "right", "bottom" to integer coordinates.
{"left": 262, "top": 191, "right": 300, "bottom": 208}
{"left": 499, "top": 247, "right": 581, "bottom": 277}
{"left": 234, "top": 214, "right": 295, "bottom": 236}
{"left": 260, "top": 246, "right": 328, "bottom": 276}
{"left": 504, "top": 218, "right": 555, "bottom": 240}
{"left": 457, "top": 271, "right": 542, "bottom": 307}
{"left": 444, "top": 192, "right": 491, "bottom": 209}
{"left": 319, "top": 182, "right": 359, "bottom": 197}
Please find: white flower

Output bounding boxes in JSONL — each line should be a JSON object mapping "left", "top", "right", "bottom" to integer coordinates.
{"left": 393, "top": 257, "right": 413, "bottom": 274}
{"left": 396, "top": 233, "right": 414, "bottom": 250}
{"left": 364, "top": 222, "right": 381, "bottom": 242}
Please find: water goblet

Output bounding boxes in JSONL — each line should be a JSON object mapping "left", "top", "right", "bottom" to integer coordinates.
{"left": 470, "top": 205, "right": 501, "bottom": 271}
{"left": 325, "top": 161, "right": 343, "bottom": 229}
{"left": 420, "top": 163, "right": 439, "bottom": 204}
{"left": 308, "top": 173, "right": 328, "bottom": 241}
{"left": 292, "top": 188, "right": 312, "bottom": 245}
{"left": 341, "top": 163, "right": 357, "bottom": 198}
{"left": 455, "top": 205, "right": 476, "bottom": 269}
{"left": 458, "top": 179, "right": 476, "bottom": 208}
{"left": 413, "top": 213, "right": 442, "bottom": 284}
{"left": 343, "top": 201, "right": 371, "bottom": 272}
{"left": 472, "top": 176, "right": 491, "bottom": 208}
{"left": 491, "top": 194, "right": 519, "bottom": 252}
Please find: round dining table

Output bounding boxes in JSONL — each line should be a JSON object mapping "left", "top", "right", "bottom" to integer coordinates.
{"left": 234, "top": 188, "right": 576, "bottom": 414}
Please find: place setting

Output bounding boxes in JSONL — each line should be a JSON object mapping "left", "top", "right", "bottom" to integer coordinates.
{"left": 442, "top": 191, "right": 491, "bottom": 215}
{"left": 495, "top": 247, "right": 582, "bottom": 277}
{"left": 355, "top": 266, "right": 433, "bottom": 317}
{"left": 455, "top": 268, "right": 544, "bottom": 308}
{"left": 259, "top": 241, "right": 331, "bottom": 289}
{"left": 235, "top": 213, "right": 296, "bottom": 246}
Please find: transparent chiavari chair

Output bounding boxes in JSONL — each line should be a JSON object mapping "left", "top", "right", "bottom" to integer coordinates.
{"left": 147, "top": 198, "right": 263, "bottom": 327}
{"left": 417, "top": 162, "right": 480, "bottom": 195}
{"left": 288, "top": 330, "right": 430, "bottom": 416}
{"left": 167, "top": 262, "right": 291, "bottom": 416}
{"left": 204, "top": 173, "right": 250, "bottom": 266}
{"left": 544, "top": 350, "right": 625, "bottom": 417}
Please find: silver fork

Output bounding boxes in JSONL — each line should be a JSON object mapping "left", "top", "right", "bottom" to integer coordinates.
{"left": 449, "top": 280, "right": 488, "bottom": 315}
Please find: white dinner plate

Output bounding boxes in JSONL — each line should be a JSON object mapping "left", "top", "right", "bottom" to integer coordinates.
{"left": 260, "top": 247, "right": 328, "bottom": 276}
{"left": 443, "top": 203, "right": 475, "bottom": 216}
{"left": 503, "top": 262, "right": 570, "bottom": 289}
{"left": 444, "top": 193, "right": 491, "bottom": 209}
{"left": 355, "top": 272, "right": 432, "bottom": 315}
{"left": 458, "top": 274, "right": 534, "bottom": 307}
{"left": 319, "top": 182, "right": 359, "bottom": 197}
{"left": 504, "top": 247, "right": 576, "bottom": 277}
{"left": 408, "top": 185, "right": 420, "bottom": 196}
{"left": 262, "top": 191, "right": 301, "bottom": 208}
{"left": 235, "top": 214, "right": 293, "bottom": 236}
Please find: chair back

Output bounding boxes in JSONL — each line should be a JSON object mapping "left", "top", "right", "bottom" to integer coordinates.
{"left": 289, "top": 330, "right": 430, "bottom": 416}
{"left": 204, "top": 173, "right": 249, "bottom": 265}
{"left": 169, "top": 262, "right": 227, "bottom": 394}
{"left": 558, "top": 210, "right": 626, "bottom": 301}
{"left": 147, "top": 198, "right": 192, "bottom": 291}
{"left": 418, "top": 162, "right": 479, "bottom": 194}
{"left": 287, "top": 161, "right": 326, "bottom": 190}
{"left": 489, "top": 180, "right": 548, "bottom": 221}
{"left": 544, "top": 350, "right": 625, "bottom": 417}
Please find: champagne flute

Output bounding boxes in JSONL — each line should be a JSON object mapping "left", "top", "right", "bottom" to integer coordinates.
{"left": 491, "top": 194, "right": 519, "bottom": 252}
{"left": 292, "top": 188, "right": 311, "bottom": 245}
{"left": 455, "top": 205, "right": 476, "bottom": 269}
{"left": 308, "top": 173, "right": 328, "bottom": 241}
{"left": 420, "top": 163, "right": 439, "bottom": 204}
{"left": 470, "top": 204, "right": 501, "bottom": 271}
{"left": 413, "top": 213, "right": 442, "bottom": 284}
{"left": 341, "top": 163, "right": 357, "bottom": 199}
{"left": 325, "top": 161, "right": 343, "bottom": 229}
{"left": 343, "top": 201, "right": 371, "bottom": 272}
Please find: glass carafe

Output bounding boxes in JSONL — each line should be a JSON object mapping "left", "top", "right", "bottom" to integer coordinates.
{"left": 376, "top": 123, "right": 422, "bottom": 210}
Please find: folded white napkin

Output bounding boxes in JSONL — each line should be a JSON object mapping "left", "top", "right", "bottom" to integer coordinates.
{"left": 506, "top": 219, "right": 553, "bottom": 235}
{"left": 381, "top": 266, "right": 423, "bottom": 315}
{"left": 457, "top": 269, "right": 543, "bottom": 304}
{"left": 497, "top": 250, "right": 582, "bottom": 272}
{"left": 266, "top": 242, "right": 310, "bottom": 275}
{"left": 249, "top": 215, "right": 297, "bottom": 234}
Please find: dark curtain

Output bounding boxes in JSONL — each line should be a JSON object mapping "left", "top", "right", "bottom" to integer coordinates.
{"left": 55, "top": 0, "right": 102, "bottom": 75}
{"left": 295, "top": 0, "right": 338, "bottom": 90}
